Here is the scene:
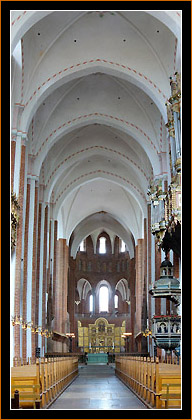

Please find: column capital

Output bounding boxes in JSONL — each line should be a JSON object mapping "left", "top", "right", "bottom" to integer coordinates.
{"left": 27, "top": 174, "right": 39, "bottom": 185}
{"left": 11, "top": 128, "right": 28, "bottom": 144}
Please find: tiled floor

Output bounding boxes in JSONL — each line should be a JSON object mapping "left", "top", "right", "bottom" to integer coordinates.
{"left": 48, "top": 364, "right": 148, "bottom": 410}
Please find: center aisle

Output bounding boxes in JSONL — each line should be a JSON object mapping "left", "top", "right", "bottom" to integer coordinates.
{"left": 48, "top": 364, "right": 148, "bottom": 410}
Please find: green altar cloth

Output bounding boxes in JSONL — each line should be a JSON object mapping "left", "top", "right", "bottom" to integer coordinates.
{"left": 87, "top": 353, "right": 108, "bottom": 364}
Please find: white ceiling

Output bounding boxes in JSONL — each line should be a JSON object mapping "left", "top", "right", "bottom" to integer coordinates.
{"left": 11, "top": 10, "right": 181, "bottom": 256}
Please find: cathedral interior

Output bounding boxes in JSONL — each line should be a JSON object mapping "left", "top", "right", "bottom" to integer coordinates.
{"left": 9, "top": 7, "right": 186, "bottom": 411}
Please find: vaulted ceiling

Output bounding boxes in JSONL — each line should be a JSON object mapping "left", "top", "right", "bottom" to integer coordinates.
{"left": 11, "top": 10, "right": 181, "bottom": 257}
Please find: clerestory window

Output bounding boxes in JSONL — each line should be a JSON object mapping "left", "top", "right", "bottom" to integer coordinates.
{"left": 99, "top": 286, "right": 109, "bottom": 312}
{"left": 99, "top": 237, "right": 106, "bottom": 254}
{"left": 114, "top": 294, "right": 118, "bottom": 309}
{"left": 89, "top": 295, "right": 93, "bottom": 312}
{"left": 120, "top": 239, "right": 126, "bottom": 252}
{"left": 79, "top": 239, "right": 86, "bottom": 252}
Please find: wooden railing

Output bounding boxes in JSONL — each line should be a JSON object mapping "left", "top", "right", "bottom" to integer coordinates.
{"left": 45, "top": 352, "right": 87, "bottom": 364}
{"left": 13, "top": 356, "right": 34, "bottom": 366}
{"left": 160, "top": 355, "right": 181, "bottom": 365}
{"left": 115, "top": 356, "right": 181, "bottom": 409}
{"left": 11, "top": 356, "right": 78, "bottom": 409}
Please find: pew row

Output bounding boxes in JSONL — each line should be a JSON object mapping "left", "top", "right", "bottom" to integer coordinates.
{"left": 115, "top": 356, "right": 181, "bottom": 409}
{"left": 11, "top": 357, "right": 78, "bottom": 409}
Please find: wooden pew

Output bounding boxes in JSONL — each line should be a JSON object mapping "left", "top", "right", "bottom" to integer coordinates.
{"left": 11, "top": 362, "right": 41, "bottom": 409}
{"left": 157, "top": 363, "right": 181, "bottom": 408}
{"left": 11, "top": 357, "right": 79, "bottom": 409}
{"left": 115, "top": 356, "right": 181, "bottom": 409}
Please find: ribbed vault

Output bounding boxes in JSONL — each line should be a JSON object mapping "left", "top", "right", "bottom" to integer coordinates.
{"left": 11, "top": 9, "right": 181, "bottom": 249}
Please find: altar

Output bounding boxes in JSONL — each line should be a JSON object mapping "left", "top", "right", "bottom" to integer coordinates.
{"left": 87, "top": 353, "right": 108, "bottom": 364}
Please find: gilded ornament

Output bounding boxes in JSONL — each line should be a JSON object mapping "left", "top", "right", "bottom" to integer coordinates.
{"left": 11, "top": 191, "right": 20, "bottom": 250}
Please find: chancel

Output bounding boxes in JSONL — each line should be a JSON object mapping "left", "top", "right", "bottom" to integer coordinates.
{"left": 10, "top": 8, "right": 182, "bottom": 410}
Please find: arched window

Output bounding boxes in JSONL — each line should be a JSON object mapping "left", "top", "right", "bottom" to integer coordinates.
{"left": 114, "top": 294, "right": 118, "bottom": 309}
{"left": 89, "top": 295, "right": 93, "bottom": 312}
{"left": 99, "top": 237, "right": 106, "bottom": 254}
{"left": 120, "top": 240, "right": 126, "bottom": 252}
{"left": 99, "top": 286, "right": 108, "bottom": 312}
{"left": 79, "top": 239, "right": 86, "bottom": 251}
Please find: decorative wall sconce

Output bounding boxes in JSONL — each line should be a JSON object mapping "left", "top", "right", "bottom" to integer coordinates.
{"left": 75, "top": 300, "right": 80, "bottom": 306}
{"left": 11, "top": 316, "right": 53, "bottom": 338}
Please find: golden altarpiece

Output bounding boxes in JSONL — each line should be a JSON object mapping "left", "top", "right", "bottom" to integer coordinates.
{"left": 78, "top": 318, "right": 126, "bottom": 353}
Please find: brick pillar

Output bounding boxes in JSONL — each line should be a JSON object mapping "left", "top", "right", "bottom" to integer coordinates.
{"left": 22, "top": 181, "right": 30, "bottom": 363}
{"left": 14, "top": 140, "right": 26, "bottom": 358}
{"left": 46, "top": 218, "right": 52, "bottom": 311}
{"left": 135, "top": 239, "right": 144, "bottom": 334}
{"left": 46, "top": 217, "right": 55, "bottom": 353}
{"left": 95, "top": 289, "right": 99, "bottom": 314}
{"left": 52, "top": 221, "right": 58, "bottom": 321}
{"left": 37, "top": 202, "right": 45, "bottom": 354}
{"left": 31, "top": 182, "right": 39, "bottom": 361}
{"left": 144, "top": 218, "right": 147, "bottom": 295}
{"left": 68, "top": 258, "right": 76, "bottom": 351}
{"left": 109, "top": 289, "right": 115, "bottom": 313}
{"left": 26, "top": 176, "right": 37, "bottom": 359}
{"left": 147, "top": 204, "right": 153, "bottom": 355}
{"left": 63, "top": 241, "right": 69, "bottom": 333}
{"left": 147, "top": 205, "right": 152, "bottom": 328}
{"left": 49, "top": 218, "right": 55, "bottom": 320}
{"left": 155, "top": 241, "right": 161, "bottom": 315}
{"left": 55, "top": 239, "right": 69, "bottom": 334}
{"left": 42, "top": 205, "right": 48, "bottom": 353}
{"left": 35, "top": 203, "right": 42, "bottom": 350}
{"left": 130, "top": 257, "right": 135, "bottom": 351}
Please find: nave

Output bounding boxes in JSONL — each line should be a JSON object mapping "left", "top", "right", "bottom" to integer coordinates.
{"left": 10, "top": 8, "right": 183, "bottom": 413}
{"left": 48, "top": 364, "right": 147, "bottom": 410}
